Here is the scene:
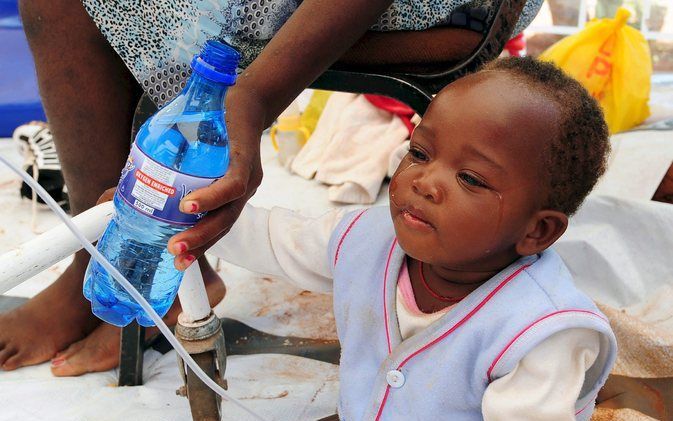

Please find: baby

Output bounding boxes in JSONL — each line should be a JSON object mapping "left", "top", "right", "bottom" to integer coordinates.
{"left": 196, "top": 57, "right": 617, "bottom": 420}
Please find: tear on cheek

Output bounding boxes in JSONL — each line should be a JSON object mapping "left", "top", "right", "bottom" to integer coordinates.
{"left": 389, "top": 180, "right": 402, "bottom": 207}
{"left": 389, "top": 177, "right": 398, "bottom": 192}
{"left": 480, "top": 190, "right": 505, "bottom": 251}
{"left": 396, "top": 157, "right": 417, "bottom": 173}
{"left": 390, "top": 160, "right": 418, "bottom": 191}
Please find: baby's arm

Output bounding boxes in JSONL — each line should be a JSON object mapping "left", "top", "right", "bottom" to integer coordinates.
{"left": 207, "top": 204, "right": 347, "bottom": 293}
{"left": 482, "top": 328, "right": 601, "bottom": 420}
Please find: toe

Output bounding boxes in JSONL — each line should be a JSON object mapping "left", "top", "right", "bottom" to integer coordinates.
{"left": 2, "top": 350, "right": 23, "bottom": 371}
{"left": 49, "top": 341, "right": 82, "bottom": 374}
{"left": 4, "top": 344, "right": 59, "bottom": 370}
{"left": 51, "top": 352, "right": 89, "bottom": 377}
{"left": 51, "top": 325, "right": 121, "bottom": 377}
{"left": 50, "top": 358, "right": 81, "bottom": 377}
{"left": 50, "top": 341, "right": 90, "bottom": 377}
{"left": 0, "top": 346, "right": 17, "bottom": 368}
{"left": 51, "top": 345, "right": 118, "bottom": 377}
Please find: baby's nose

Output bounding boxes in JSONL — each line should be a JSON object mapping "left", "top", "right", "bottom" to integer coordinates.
{"left": 412, "top": 176, "right": 443, "bottom": 203}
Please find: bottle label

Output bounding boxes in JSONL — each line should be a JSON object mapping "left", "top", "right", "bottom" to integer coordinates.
{"left": 117, "top": 143, "right": 217, "bottom": 225}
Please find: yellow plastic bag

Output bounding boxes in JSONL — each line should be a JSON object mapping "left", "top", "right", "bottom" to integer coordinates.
{"left": 539, "top": 7, "right": 651, "bottom": 133}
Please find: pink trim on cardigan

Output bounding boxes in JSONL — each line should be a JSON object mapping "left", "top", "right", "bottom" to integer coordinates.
{"left": 333, "top": 209, "right": 367, "bottom": 267}
{"left": 397, "top": 264, "right": 531, "bottom": 369}
{"left": 486, "top": 309, "right": 610, "bottom": 381}
{"left": 575, "top": 394, "right": 598, "bottom": 415}
{"left": 382, "top": 239, "right": 398, "bottom": 354}
{"left": 376, "top": 262, "right": 531, "bottom": 419}
{"left": 375, "top": 387, "right": 391, "bottom": 421}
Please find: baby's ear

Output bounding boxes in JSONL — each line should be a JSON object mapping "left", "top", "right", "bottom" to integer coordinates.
{"left": 516, "top": 210, "right": 568, "bottom": 256}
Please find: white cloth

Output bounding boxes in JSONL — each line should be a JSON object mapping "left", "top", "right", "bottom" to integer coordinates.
{"left": 291, "top": 93, "right": 358, "bottom": 181}
{"left": 210, "top": 204, "right": 601, "bottom": 419}
{"left": 290, "top": 93, "right": 409, "bottom": 204}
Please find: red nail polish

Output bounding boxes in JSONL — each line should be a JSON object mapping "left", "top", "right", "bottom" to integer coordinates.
{"left": 190, "top": 202, "right": 198, "bottom": 213}
{"left": 177, "top": 242, "right": 187, "bottom": 254}
{"left": 51, "top": 357, "right": 66, "bottom": 367}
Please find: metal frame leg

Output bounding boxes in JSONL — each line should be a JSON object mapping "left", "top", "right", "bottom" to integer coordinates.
{"left": 118, "top": 322, "right": 145, "bottom": 386}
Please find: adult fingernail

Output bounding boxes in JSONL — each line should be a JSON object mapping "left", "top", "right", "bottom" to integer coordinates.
{"left": 51, "top": 357, "right": 66, "bottom": 367}
{"left": 183, "top": 201, "right": 198, "bottom": 213}
{"left": 174, "top": 242, "right": 188, "bottom": 254}
{"left": 179, "top": 254, "right": 196, "bottom": 271}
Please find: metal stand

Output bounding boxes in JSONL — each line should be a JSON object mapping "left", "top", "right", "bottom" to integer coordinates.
{"left": 118, "top": 322, "right": 145, "bottom": 386}
{"left": 172, "top": 263, "right": 227, "bottom": 421}
{"left": 175, "top": 313, "right": 228, "bottom": 421}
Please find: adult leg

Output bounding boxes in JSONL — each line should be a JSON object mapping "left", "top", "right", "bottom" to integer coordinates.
{"left": 1, "top": 0, "right": 226, "bottom": 373}
{"left": 0, "top": 0, "right": 140, "bottom": 370}
{"left": 51, "top": 258, "right": 226, "bottom": 376}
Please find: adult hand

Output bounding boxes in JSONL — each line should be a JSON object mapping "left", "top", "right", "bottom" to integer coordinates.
{"left": 167, "top": 85, "right": 264, "bottom": 270}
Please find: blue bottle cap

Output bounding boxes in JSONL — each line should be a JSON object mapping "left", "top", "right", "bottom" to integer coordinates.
{"left": 190, "top": 40, "right": 240, "bottom": 85}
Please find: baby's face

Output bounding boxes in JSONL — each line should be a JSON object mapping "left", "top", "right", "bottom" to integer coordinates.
{"left": 389, "top": 71, "right": 559, "bottom": 271}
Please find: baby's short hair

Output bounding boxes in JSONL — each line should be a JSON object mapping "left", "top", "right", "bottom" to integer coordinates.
{"left": 484, "top": 56, "right": 610, "bottom": 215}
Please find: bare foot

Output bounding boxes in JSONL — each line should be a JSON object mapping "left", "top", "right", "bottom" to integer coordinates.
{"left": 51, "top": 257, "right": 226, "bottom": 376}
{"left": 0, "top": 257, "right": 100, "bottom": 370}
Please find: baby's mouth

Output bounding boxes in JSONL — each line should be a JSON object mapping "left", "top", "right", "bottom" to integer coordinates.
{"left": 401, "top": 206, "right": 434, "bottom": 230}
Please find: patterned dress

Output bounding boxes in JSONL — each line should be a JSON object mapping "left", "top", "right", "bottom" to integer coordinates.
{"left": 83, "top": 0, "right": 543, "bottom": 106}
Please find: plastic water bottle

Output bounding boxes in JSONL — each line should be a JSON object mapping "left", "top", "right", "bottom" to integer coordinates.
{"left": 83, "top": 41, "right": 239, "bottom": 327}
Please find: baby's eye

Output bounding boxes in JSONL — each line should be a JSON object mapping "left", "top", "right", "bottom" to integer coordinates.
{"left": 458, "top": 172, "right": 486, "bottom": 188}
{"left": 409, "top": 147, "right": 428, "bottom": 162}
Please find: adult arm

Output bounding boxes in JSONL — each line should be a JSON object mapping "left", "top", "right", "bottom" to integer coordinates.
{"left": 168, "top": 0, "right": 395, "bottom": 268}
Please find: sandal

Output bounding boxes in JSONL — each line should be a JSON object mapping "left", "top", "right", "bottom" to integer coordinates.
{"left": 12, "top": 122, "right": 69, "bottom": 211}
